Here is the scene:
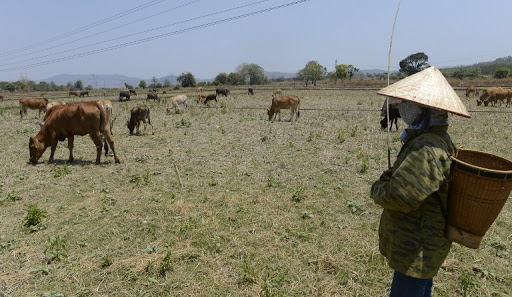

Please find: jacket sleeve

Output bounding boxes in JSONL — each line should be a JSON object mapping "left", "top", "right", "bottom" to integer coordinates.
{"left": 371, "top": 146, "right": 447, "bottom": 213}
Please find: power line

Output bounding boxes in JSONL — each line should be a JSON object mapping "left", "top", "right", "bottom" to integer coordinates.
{"left": 0, "top": 0, "right": 272, "bottom": 68}
{"left": 0, "top": 0, "right": 168, "bottom": 58}
{"left": 0, "top": 0, "right": 203, "bottom": 64}
{"left": 0, "top": 0, "right": 312, "bottom": 72}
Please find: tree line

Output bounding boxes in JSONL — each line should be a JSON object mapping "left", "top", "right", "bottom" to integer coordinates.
{"left": 2, "top": 55, "right": 512, "bottom": 93}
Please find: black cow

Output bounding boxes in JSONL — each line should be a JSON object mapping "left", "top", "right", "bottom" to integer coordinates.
{"left": 129, "top": 89, "right": 137, "bottom": 96}
{"left": 79, "top": 90, "right": 89, "bottom": 97}
{"left": 146, "top": 92, "right": 159, "bottom": 103}
{"left": 248, "top": 88, "right": 254, "bottom": 95}
{"left": 380, "top": 103, "right": 401, "bottom": 131}
{"left": 204, "top": 94, "right": 217, "bottom": 104}
{"left": 119, "top": 91, "right": 131, "bottom": 101}
{"left": 216, "top": 88, "right": 230, "bottom": 97}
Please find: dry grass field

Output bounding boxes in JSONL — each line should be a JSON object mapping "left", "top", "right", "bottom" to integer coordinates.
{"left": 0, "top": 87, "right": 510, "bottom": 296}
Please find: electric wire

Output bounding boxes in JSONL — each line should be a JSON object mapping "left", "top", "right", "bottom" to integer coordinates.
{"left": 0, "top": 0, "right": 272, "bottom": 68}
{"left": 0, "top": 0, "right": 168, "bottom": 58}
{"left": 0, "top": 0, "right": 203, "bottom": 64}
{"left": 0, "top": 0, "right": 312, "bottom": 72}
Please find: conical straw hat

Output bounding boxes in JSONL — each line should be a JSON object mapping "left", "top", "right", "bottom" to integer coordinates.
{"left": 378, "top": 66, "right": 471, "bottom": 118}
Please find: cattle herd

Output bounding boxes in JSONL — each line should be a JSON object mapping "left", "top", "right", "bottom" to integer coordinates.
{"left": 7, "top": 84, "right": 509, "bottom": 165}
{"left": 12, "top": 87, "right": 305, "bottom": 165}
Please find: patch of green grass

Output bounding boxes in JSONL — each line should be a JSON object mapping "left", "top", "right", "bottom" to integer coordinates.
{"left": 175, "top": 118, "right": 191, "bottom": 128}
{"left": 51, "top": 165, "right": 71, "bottom": 178}
{"left": 24, "top": 204, "right": 47, "bottom": 232}
{"left": 350, "top": 125, "right": 358, "bottom": 137}
{"left": 44, "top": 236, "right": 68, "bottom": 263}
{"left": 291, "top": 184, "right": 306, "bottom": 203}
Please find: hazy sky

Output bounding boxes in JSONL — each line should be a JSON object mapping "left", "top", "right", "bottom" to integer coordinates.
{"left": 0, "top": 0, "right": 511, "bottom": 81}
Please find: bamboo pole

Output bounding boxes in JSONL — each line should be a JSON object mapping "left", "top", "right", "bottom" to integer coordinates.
{"left": 386, "top": 0, "right": 402, "bottom": 169}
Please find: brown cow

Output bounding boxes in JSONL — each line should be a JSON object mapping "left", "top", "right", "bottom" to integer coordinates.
{"left": 273, "top": 88, "right": 282, "bottom": 97}
{"left": 197, "top": 93, "right": 208, "bottom": 104}
{"left": 465, "top": 86, "right": 479, "bottom": 97}
{"left": 481, "top": 88, "right": 512, "bottom": 107}
{"left": 69, "top": 91, "right": 79, "bottom": 97}
{"left": 19, "top": 97, "right": 48, "bottom": 119}
{"left": 97, "top": 99, "right": 114, "bottom": 155}
{"left": 29, "top": 101, "right": 120, "bottom": 164}
{"left": 146, "top": 92, "right": 159, "bottom": 103}
{"left": 267, "top": 95, "right": 300, "bottom": 122}
{"left": 127, "top": 105, "right": 154, "bottom": 135}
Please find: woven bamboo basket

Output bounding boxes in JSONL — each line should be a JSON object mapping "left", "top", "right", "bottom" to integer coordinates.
{"left": 446, "top": 149, "right": 512, "bottom": 249}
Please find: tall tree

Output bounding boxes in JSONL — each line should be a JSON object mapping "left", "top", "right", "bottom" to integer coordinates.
{"left": 227, "top": 72, "right": 242, "bottom": 85}
{"left": 177, "top": 72, "right": 196, "bottom": 87}
{"left": 399, "top": 52, "right": 430, "bottom": 76}
{"left": 139, "top": 80, "right": 147, "bottom": 89}
{"left": 214, "top": 72, "right": 228, "bottom": 85}
{"left": 236, "top": 63, "right": 267, "bottom": 85}
{"left": 298, "top": 61, "right": 326, "bottom": 86}
{"left": 75, "top": 80, "right": 83, "bottom": 90}
{"left": 331, "top": 64, "right": 359, "bottom": 84}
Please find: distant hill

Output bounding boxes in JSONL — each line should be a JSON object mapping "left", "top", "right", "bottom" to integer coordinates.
{"left": 441, "top": 56, "right": 512, "bottom": 76}
{"left": 264, "top": 71, "right": 297, "bottom": 79}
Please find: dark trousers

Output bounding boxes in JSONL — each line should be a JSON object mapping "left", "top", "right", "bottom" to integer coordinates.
{"left": 390, "top": 271, "right": 433, "bottom": 297}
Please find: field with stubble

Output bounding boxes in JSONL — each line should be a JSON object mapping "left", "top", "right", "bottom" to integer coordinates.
{"left": 0, "top": 87, "right": 510, "bottom": 296}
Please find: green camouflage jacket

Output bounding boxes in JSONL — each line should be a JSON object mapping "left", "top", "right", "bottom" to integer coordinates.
{"left": 371, "top": 125, "right": 456, "bottom": 279}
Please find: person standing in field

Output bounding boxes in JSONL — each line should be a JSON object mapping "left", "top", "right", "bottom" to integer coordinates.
{"left": 370, "top": 67, "right": 470, "bottom": 297}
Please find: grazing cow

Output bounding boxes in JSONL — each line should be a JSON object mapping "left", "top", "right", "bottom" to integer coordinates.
{"left": 267, "top": 95, "right": 300, "bottom": 122}
{"left": 197, "top": 93, "right": 208, "bottom": 104}
{"left": 480, "top": 88, "right": 512, "bottom": 107}
{"left": 79, "top": 90, "right": 89, "bottom": 97}
{"left": 97, "top": 99, "right": 114, "bottom": 155}
{"left": 69, "top": 91, "right": 79, "bottom": 97}
{"left": 0, "top": 95, "right": 4, "bottom": 101}
{"left": 273, "top": 88, "right": 282, "bottom": 97}
{"left": 248, "top": 88, "right": 254, "bottom": 95}
{"left": 127, "top": 105, "right": 154, "bottom": 135}
{"left": 19, "top": 97, "right": 49, "bottom": 119}
{"left": 146, "top": 92, "right": 159, "bottom": 103}
{"left": 380, "top": 103, "right": 401, "bottom": 131}
{"left": 216, "top": 88, "right": 230, "bottom": 97}
{"left": 167, "top": 95, "right": 188, "bottom": 114}
{"left": 204, "top": 94, "right": 217, "bottom": 104}
{"left": 29, "top": 101, "right": 120, "bottom": 164}
{"left": 129, "top": 89, "right": 137, "bottom": 96}
{"left": 162, "top": 90, "right": 167, "bottom": 94}
{"left": 119, "top": 91, "right": 131, "bottom": 101}
{"left": 465, "top": 86, "right": 479, "bottom": 97}
{"left": 44, "top": 101, "right": 67, "bottom": 119}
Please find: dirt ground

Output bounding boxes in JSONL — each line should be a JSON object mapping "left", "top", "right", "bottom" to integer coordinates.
{"left": 0, "top": 87, "right": 510, "bottom": 296}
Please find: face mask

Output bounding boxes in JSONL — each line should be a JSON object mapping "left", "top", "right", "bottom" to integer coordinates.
{"left": 398, "top": 101, "right": 422, "bottom": 126}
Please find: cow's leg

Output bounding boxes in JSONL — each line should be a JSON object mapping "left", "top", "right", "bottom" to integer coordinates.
{"left": 90, "top": 133, "right": 103, "bottom": 165}
{"left": 103, "top": 131, "right": 120, "bottom": 163}
{"left": 278, "top": 110, "right": 281, "bottom": 122}
{"left": 48, "top": 139, "right": 58, "bottom": 164}
{"left": 67, "top": 135, "right": 75, "bottom": 162}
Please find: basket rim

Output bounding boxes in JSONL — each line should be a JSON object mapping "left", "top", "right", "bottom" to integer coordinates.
{"left": 451, "top": 149, "right": 512, "bottom": 175}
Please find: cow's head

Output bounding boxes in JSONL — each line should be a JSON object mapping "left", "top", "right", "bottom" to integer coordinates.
{"left": 29, "top": 136, "right": 45, "bottom": 164}
{"left": 127, "top": 120, "right": 135, "bottom": 135}
{"left": 267, "top": 109, "right": 273, "bottom": 121}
